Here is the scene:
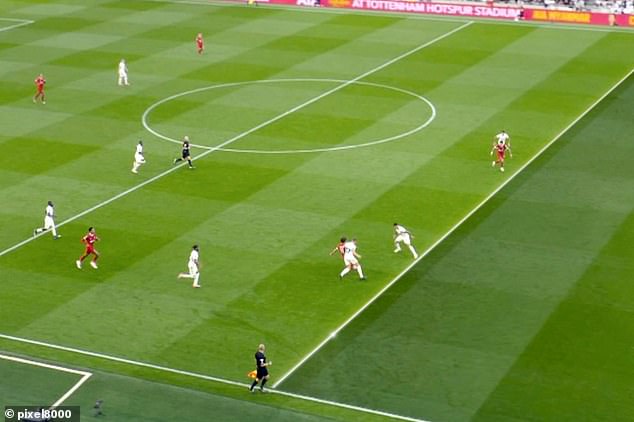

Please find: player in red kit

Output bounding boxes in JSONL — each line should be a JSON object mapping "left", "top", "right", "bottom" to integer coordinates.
{"left": 329, "top": 237, "right": 346, "bottom": 260}
{"left": 76, "top": 227, "right": 100, "bottom": 269}
{"left": 491, "top": 139, "right": 512, "bottom": 172}
{"left": 195, "top": 33, "right": 204, "bottom": 54}
{"left": 33, "top": 74, "right": 46, "bottom": 104}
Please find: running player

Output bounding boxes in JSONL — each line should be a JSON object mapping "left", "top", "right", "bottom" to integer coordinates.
{"left": 195, "top": 33, "right": 204, "bottom": 54}
{"left": 340, "top": 238, "right": 366, "bottom": 280}
{"left": 117, "top": 58, "right": 129, "bottom": 86}
{"left": 33, "top": 201, "right": 60, "bottom": 239}
{"left": 131, "top": 140, "right": 145, "bottom": 174}
{"left": 76, "top": 227, "right": 100, "bottom": 269}
{"left": 173, "top": 136, "right": 194, "bottom": 168}
{"left": 33, "top": 74, "right": 46, "bottom": 104}
{"left": 178, "top": 244, "right": 201, "bottom": 288}
{"left": 329, "top": 237, "right": 346, "bottom": 260}
{"left": 491, "top": 131, "right": 512, "bottom": 172}
{"left": 393, "top": 223, "right": 418, "bottom": 259}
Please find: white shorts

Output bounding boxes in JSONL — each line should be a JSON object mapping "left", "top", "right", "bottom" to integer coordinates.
{"left": 395, "top": 234, "right": 411, "bottom": 245}
{"left": 118, "top": 71, "right": 127, "bottom": 78}
{"left": 134, "top": 153, "right": 145, "bottom": 164}
{"left": 44, "top": 216, "right": 55, "bottom": 230}
{"left": 188, "top": 262, "right": 198, "bottom": 275}
{"left": 344, "top": 256, "right": 358, "bottom": 267}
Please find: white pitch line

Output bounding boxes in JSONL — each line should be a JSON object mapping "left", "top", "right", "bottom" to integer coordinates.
{"left": 143, "top": 78, "right": 437, "bottom": 154}
{"left": 0, "top": 18, "right": 34, "bottom": 32}
{"left": 0, "top": 334, "right": 427, "bottom": 422}
{"left": 52, "top": 372, "right": 92, "bottom": 407}
{"left": 0, "top": 21, "right": 472, "bottom": 259}
{"left": 0, "top": 353, "right": 92, "bottom": 407}
{"left": 273, "top": 68, "right": 634, "bottom": 388}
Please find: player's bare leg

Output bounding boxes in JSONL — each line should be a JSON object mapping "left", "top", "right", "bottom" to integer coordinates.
{"left": 76, "top": 253, "right": 90, "bottom": 269}
{"left": 90, "top": 251, "right": 100, "bottom": 269}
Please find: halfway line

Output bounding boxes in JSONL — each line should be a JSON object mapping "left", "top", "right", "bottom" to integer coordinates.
{"left": 0, "top": 18, "right": 34, "bottom": 32}
{"left": 0, "top": 21, "right": 472, "bottom": 258}
{"left": 273, "top": 68, "right": 634, "bottom": 387}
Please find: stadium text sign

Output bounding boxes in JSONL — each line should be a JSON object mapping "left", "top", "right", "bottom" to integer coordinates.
{"left": 268, "top": 0, "right": 634, "bottom": 27}
{"left": 525, "top": 8, "right": 634, "bottom": 26}
{"left": 324, "top": 0, "right": 520, "bottom": 19}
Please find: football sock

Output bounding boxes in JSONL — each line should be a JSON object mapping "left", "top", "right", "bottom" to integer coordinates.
{"left": 340, "top": 267, "right": 350, "bottom": 277}
{"left": 357, "top": 266, "right": 365, "bottom": 278}
{"left": 250, "top": 380, "right": 258, "bottom": 391}
{"left": 187, "top": 159, "right": 193, "bottom": 167}
{"left": 174, "top": 158, "right": 183, "bottom": 163}
{"left": 261, "top": 378, "right": 267, "bottom": 389}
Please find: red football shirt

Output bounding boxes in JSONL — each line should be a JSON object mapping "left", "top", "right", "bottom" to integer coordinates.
{"left": 336, "top": 242, "right": 345, "bottom": 256}
{"left": 83, "top": 233, "right": 97, "bottom": 245}
{"left": 35, "top": 76, "right": 45, "bottom": 89}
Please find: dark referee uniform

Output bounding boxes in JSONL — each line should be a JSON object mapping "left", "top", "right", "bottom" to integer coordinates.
{"left": 173, "top": 137, "right": 193, "bottom": 168}
{"left": 181, "top": 140, "right": 191, "bottom": 160}
{"left": 255, "top": 350, "right": 268, "bottom": 380}
{"left": 250, "top": 344, "right": 270, "bottom": 392}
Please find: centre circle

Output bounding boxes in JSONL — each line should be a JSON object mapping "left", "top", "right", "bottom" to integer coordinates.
{"left": 142, "top": 78, "right": 436, "bottom": 154}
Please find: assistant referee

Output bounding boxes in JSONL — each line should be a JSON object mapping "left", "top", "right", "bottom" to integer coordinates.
{"left": 249, "top": 344, "right": 272, "bottom": 392}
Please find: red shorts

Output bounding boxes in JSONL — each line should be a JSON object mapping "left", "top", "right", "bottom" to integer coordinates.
{"left": 197, "top": 42, "right": 204, "bottom": 49}
{"left": 85, "top": 245, "right": 95, "bottom": 255}
{"left": 37, "top": 87, "right": 44, "bottom": 93}
{"left": 496, "top": 151, "right": 505, "bottom": 161}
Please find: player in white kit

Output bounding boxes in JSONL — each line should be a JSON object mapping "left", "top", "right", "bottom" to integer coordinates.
{"left": 131, "top": 140, "right": 145, "bottom": 174}
{"left": 339, "top": 239, "right": 366, "bottom": 280}
{"left": 117, "top": 58, "right": 129, "bottom": 86}
{"left": 178, "top": 244, "right": 200, "bottom": 288}
{"left": 393, "top": 223, "right": 418, "bottom": 259}
{"left": 33, "top": 201, "right": 60, "bottom": 239}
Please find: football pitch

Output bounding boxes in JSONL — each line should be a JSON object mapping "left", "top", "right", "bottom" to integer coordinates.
{"left": 1, "top": 0, "right": 633, "bottom": 420}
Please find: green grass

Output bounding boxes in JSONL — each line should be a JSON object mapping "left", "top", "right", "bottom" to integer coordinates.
{"left": 0, "top": 0, "right": 633, "bottom": 421}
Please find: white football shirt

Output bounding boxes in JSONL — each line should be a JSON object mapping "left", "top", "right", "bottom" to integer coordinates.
{"left": 495, "top": 132, "right": 510, "bottom": 145}
{"left": 189, "top": 249, "right": 199, "bottom": 265}
{"left": 395, "top": 225, "right": 408, "bottom": 235}
{"left": 45, "top": 205, "right": 54, "bottom": 218}
{"left": 343, "top": 241, "right": 356, "bottom": 258}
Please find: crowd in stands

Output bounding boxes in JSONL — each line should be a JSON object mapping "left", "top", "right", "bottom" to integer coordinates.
{"left": 497, "top": 0, "right": 634, "bottom": 13}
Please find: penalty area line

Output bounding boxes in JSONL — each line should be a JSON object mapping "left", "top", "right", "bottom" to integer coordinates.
{"left": 0, "top": 353, "right": 92, "bottom": 407}
{"left": 273, "top": 68, "right": 634, "bottom": 388}
{"left": 0, "top": 333, "right": 427, "bottom": 422}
